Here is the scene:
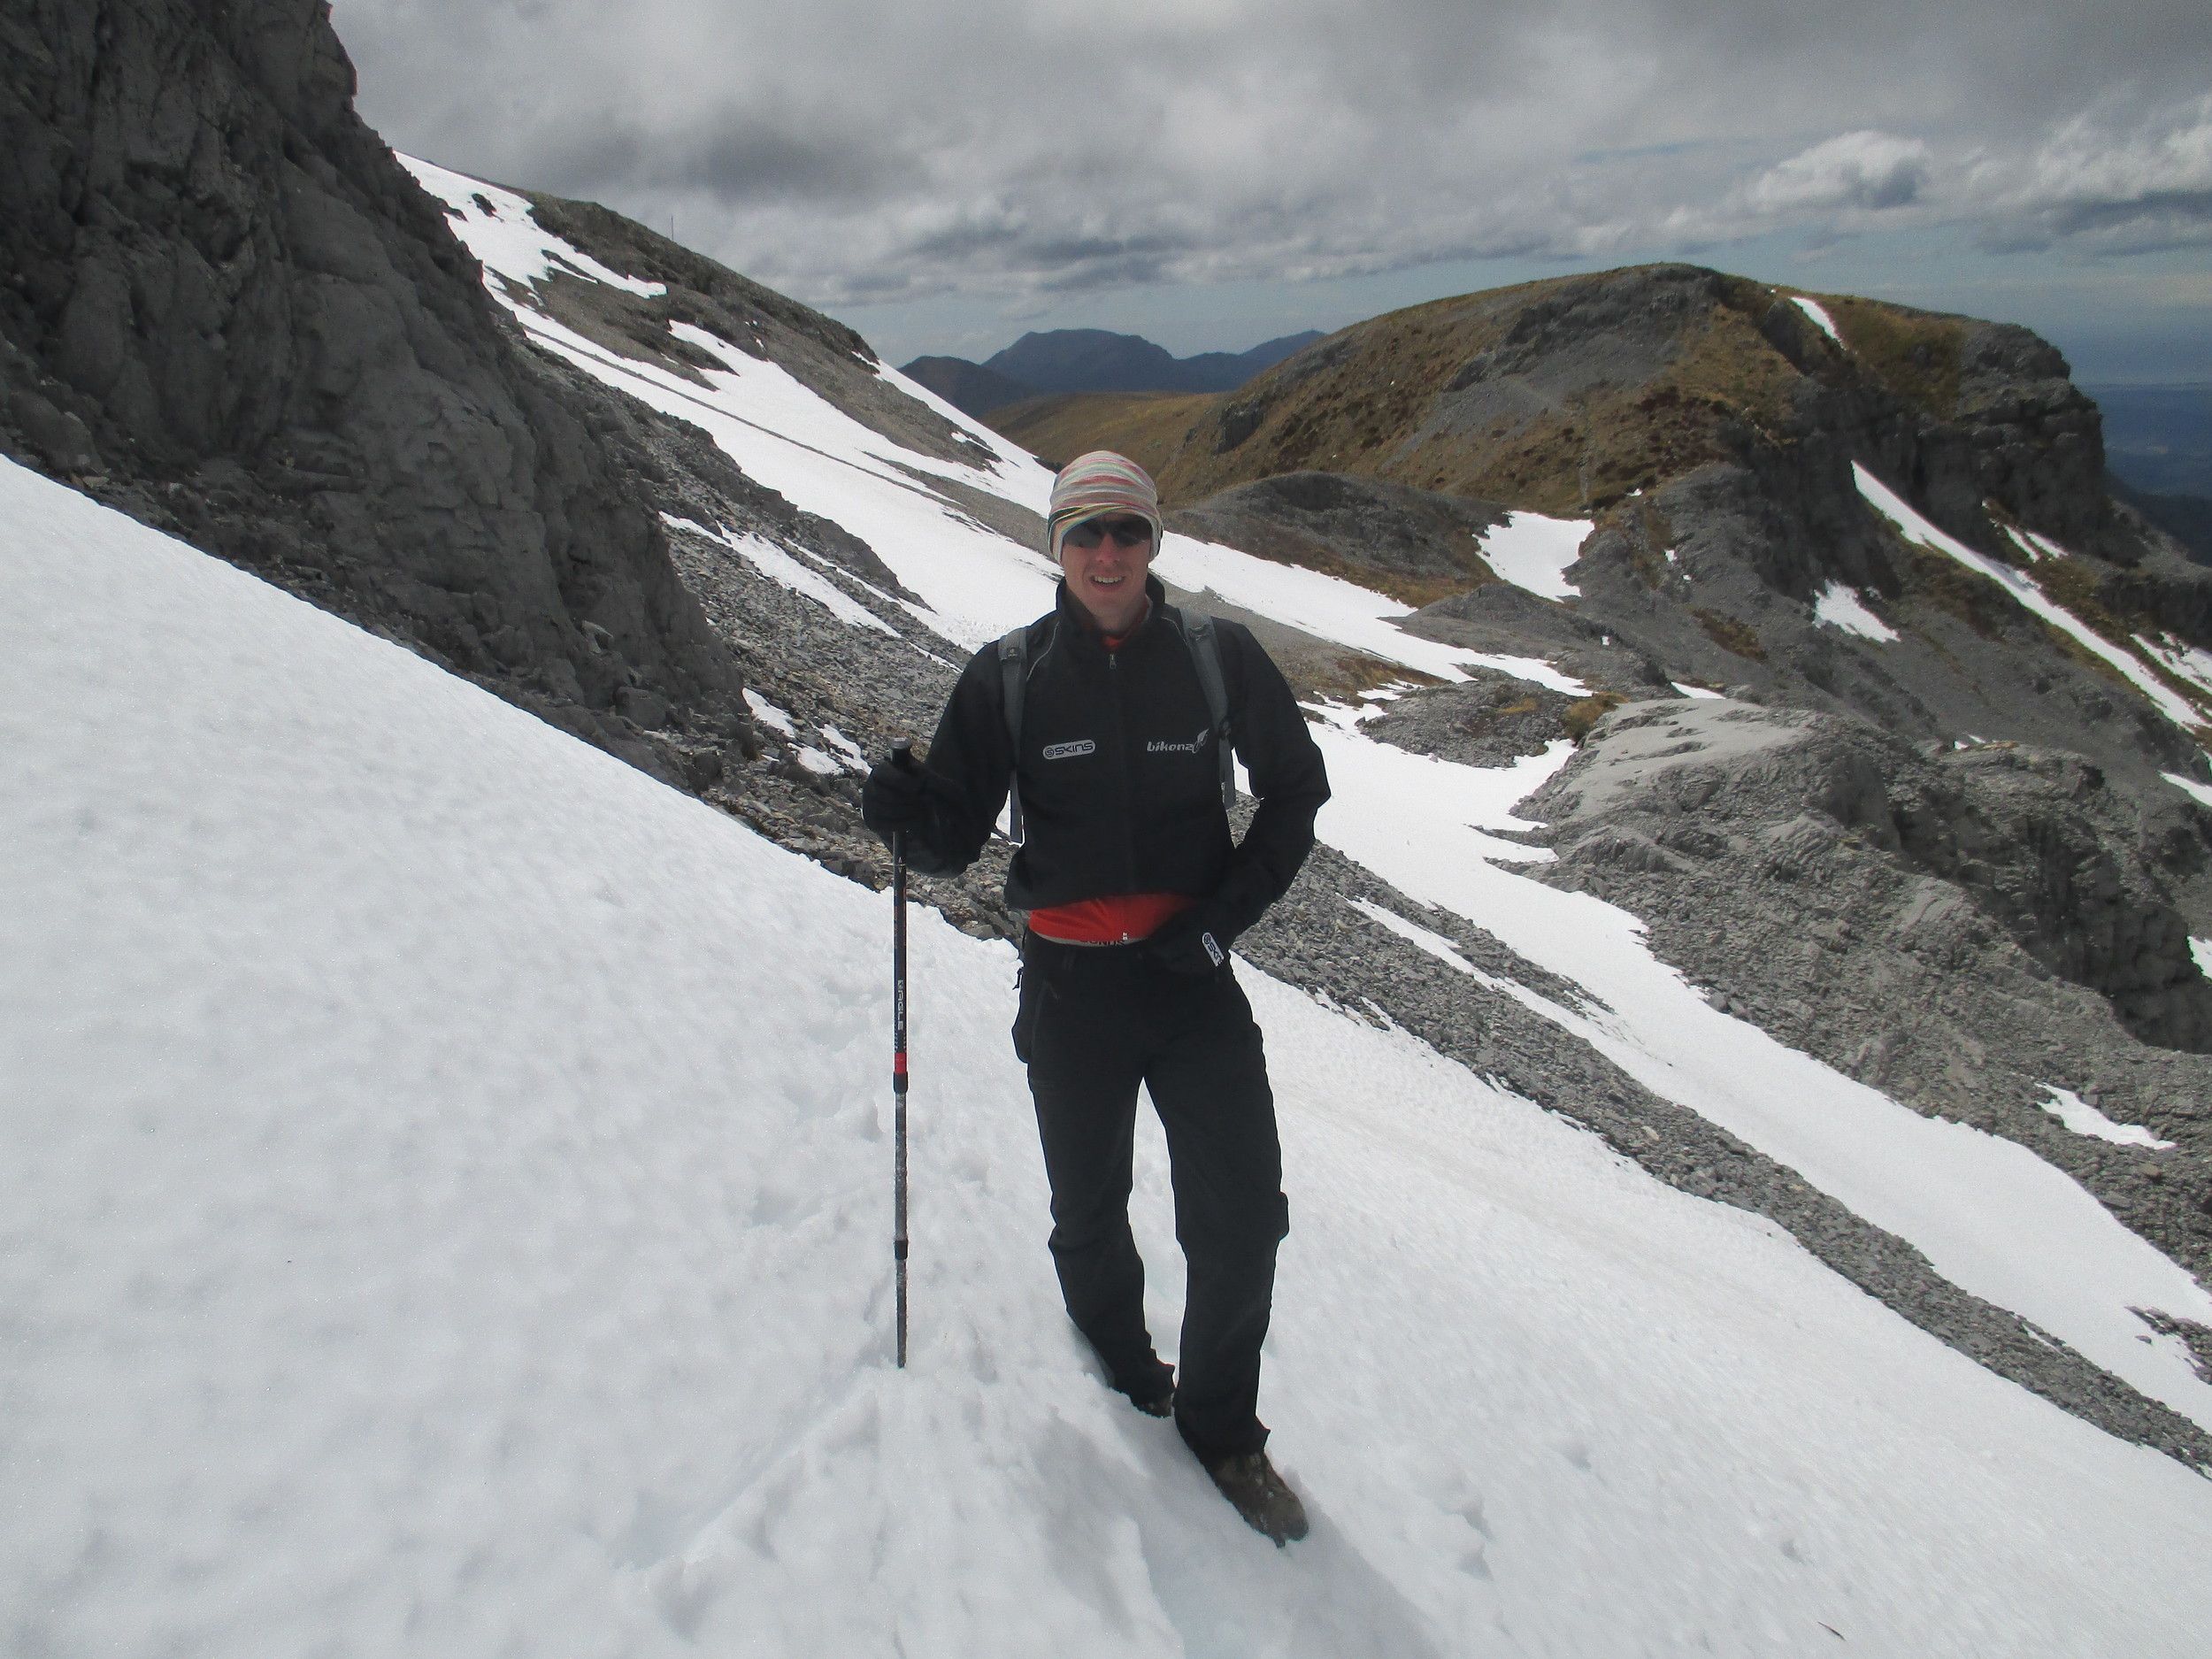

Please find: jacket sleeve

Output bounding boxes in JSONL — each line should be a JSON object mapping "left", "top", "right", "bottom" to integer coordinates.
{"left": 1209, "top": 623, "right": 1330, "bottom": 937}
{"left": 900, "top": 643, "right": 1017, "bottom": 877}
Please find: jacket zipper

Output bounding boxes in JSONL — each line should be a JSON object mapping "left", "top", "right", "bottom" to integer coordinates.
{"left": 1109, "top": 648, "right": 1138, "bottom": 896}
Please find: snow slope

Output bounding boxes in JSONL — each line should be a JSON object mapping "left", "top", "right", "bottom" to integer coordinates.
{"left": 12, "top": 447, "right": 2212, "bottom": 1652}
{"left": 1470, "top": 511, "right": 1594, "bottom": 603}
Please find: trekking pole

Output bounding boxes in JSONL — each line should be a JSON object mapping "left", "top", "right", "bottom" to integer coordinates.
{"left": 889, "top": 738, "right": 913, "bottom": 1369}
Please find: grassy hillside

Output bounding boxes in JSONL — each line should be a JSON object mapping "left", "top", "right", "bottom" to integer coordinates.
{"left": 985, "top": 389, "right": 1217, "bottom": 473}
{"left": 984, "top": 266, "right": 1992, "bottom": 518}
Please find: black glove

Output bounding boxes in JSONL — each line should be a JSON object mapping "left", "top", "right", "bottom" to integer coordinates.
{"left": 1145, "top": 903, "right": 1235, "bottom": 976}
{"left": 862, "top": 749, "right": 929, "bottom": 843}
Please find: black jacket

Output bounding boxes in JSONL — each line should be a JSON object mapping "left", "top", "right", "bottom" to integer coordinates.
{"left": 904, "top": 576, "right": 1330, "bottom": 936}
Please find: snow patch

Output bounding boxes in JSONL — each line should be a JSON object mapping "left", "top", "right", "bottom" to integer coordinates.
{"left": 511, "top": 282, "right": 1054, "bottom": 649}
{"left": 1476, "top": 511, "right": 1594, "bottom": 601}
{"left": 2162, "top": 771, "right": 2212, "bottom": 806}
{"left": 1672, "top": 682, "right": 1726, "bottom": 699}
{"left": 1159, "top": 533, "right": 1590, "bottom": 690}
{"left": 666, "top": 318, "right": 739, "bottom": 366}
{"left": 1812, "top": 580, "right": 1901, "bottom": 642}
{"left": 743, "top": 688, "right": 798, "bottom": 736}
{"left": 398, "top": 153, "right": 665, "bottom": 298}
{"left": 1348, "top": 898, "right": 1480, "bottom": 975}
{"left": 1791, "top": 296, "right": 1845, "bottom": 345}
{"left": 2041, "top": 1087, "right": 2176, "bottom": 1151}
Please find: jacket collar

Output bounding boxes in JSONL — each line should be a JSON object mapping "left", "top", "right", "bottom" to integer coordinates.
{"left": 1054, "top": 572, "right": 1171, "bottom": 651}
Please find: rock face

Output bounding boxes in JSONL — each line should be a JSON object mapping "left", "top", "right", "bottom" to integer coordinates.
{"left": 1167, "top": 470, "right": 1509, "bottom": 606}
{"left": 0, "top": 0, "right": 740, "bottom": 771}
{"left": 1522, "top": 698, "right": 2212, "bottom": 1275}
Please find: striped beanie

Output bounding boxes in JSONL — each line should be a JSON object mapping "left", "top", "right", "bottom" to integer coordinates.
{"left": 1047, "top": 451, "right": 1162, "bottom": 564}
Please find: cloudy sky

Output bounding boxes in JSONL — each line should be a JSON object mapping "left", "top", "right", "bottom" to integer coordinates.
{"left": 332, "top": 0, "right": 2212, "bottom": 380}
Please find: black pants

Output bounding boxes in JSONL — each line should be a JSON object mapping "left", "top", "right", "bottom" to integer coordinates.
{"left": 1014, "top": 933, "right": 1289, "bottom": 1463}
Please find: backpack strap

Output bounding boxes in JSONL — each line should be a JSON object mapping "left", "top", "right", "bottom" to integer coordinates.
{"left": 1175, "top": 609, "right": 1237, "bottom": 811}
{"left": 998, "top": 625, "right": 1030, "bottom": 844}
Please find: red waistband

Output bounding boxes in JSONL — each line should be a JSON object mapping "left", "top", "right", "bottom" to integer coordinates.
{"left": 1027, "top": 892, "right": 1197, "bottom": 945}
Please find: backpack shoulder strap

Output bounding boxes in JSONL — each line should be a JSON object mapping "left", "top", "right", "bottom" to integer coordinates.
{"left": 997, "top": 625, "right": 1030, "bottom": 844}
{"left": 1174, "top": 609, "right": 1237, "bottom": 811}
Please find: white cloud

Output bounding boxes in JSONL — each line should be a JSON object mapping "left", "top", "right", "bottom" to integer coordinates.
{"left": 1967, "top": 93, "right": 2212, "bottom": 252}
{"left": 329, "top": 0, "right": 2212, "bottom": 309}
{"left": 1742, "top": 132, "right": 1932, "bottom": 215}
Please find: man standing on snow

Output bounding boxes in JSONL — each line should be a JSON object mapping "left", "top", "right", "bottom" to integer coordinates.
{"left": 863, "top": 450, "right": 1329, "bottom": 1544}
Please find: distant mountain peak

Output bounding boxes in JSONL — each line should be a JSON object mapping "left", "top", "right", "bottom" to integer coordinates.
{"left": 899, "top": 327, "right": 1325, "bottom": 416}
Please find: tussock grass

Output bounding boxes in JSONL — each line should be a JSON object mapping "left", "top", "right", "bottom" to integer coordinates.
{"left": 1692, "top": 607, "right": 1766, "bottom": 660}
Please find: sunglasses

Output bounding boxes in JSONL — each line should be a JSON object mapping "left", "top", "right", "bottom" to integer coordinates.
{"left": 1060, "top": 516, "right": 1155, "bottom": 550}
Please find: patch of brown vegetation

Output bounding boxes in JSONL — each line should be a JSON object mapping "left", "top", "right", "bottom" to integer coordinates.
{"left": 984, "top": 392, "right": 1215, "bottom": 477}
{"left": 1280, "top": 653, "right": 1444, "bottom": 705}
{"left": 1900, "top": 545, "right": 2015, "bottom": 640}
{"left": 991, "top": 267, "right": 1816, "bottom": 524}
{"left": 1163, "top": 288, "right": 1525, "bottom": 503}
{"left": 1562, "top": 690, "right": 1628, "bottom": 741}
{"left": 1818, "top": 296, "right": 1968, "bottom": 419}
{"left": 1691, "top": 607, "right": 1767, "bottom": 660}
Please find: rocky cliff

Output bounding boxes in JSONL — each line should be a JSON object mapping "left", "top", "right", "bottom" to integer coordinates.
{"left": 0, "top": 0, "right": 745, "bottom": 777}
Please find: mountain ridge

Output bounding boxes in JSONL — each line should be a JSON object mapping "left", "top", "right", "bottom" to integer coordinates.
{"left": 901, "top": 326, "right": 1324, "bottom": 417}
{"left": 994, "top": 267, "right": 2212, "bottom": 792}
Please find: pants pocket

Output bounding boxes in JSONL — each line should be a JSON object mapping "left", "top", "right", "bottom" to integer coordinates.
{"left": 1011, "top": 949, "right": 1056, "bottom": 1064}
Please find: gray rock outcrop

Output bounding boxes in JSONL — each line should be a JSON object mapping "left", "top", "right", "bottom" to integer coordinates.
{"left": 1523, "top": 698, "right": 2212, "bottom": 1279}
{"left": 0, "top": 0, "right": 741, "bottom": 772}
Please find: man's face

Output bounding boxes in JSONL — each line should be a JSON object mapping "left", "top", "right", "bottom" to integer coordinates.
{"left": 1059, "top": 514, "right": 1155, "bottom": 634}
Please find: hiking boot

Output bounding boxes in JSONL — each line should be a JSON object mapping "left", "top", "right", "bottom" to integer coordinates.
{"left": 1204, "top": 1451, "right": 1309, "bottom": 1545}
{"left": 1133, "top": 1388, "right": 1175, "bottom": 1419}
